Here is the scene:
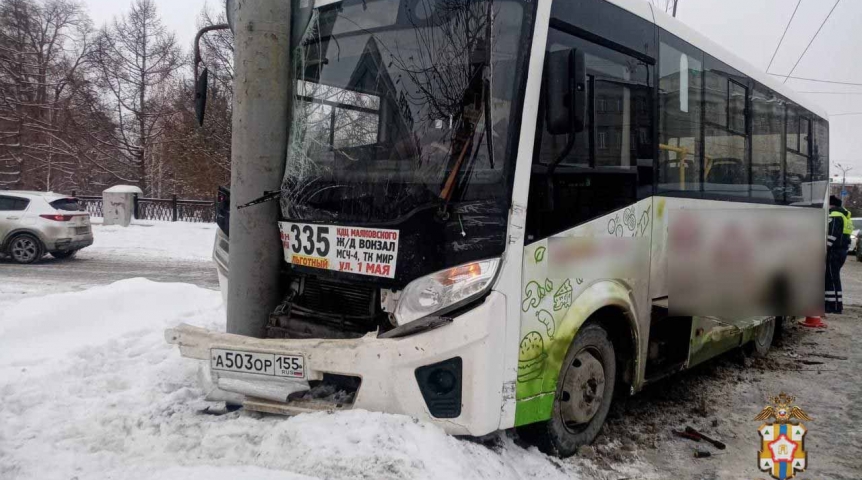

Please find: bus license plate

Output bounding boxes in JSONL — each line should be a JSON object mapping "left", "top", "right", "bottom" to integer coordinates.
{"left": 210, "top": 348, "right": 305, "bottom": 379}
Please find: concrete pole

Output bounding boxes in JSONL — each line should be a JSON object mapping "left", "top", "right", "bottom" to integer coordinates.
{"left": 227, "top": 0, "right": 291, "bottom": 337}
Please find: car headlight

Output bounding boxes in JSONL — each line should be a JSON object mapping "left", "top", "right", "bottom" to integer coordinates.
{"left": 394, "top": 258, "right": 500, "bottom": 326}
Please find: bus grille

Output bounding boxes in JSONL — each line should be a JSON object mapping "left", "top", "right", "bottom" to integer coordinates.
{"left": 297, "top": 276, "right": 377, "bottom": 319}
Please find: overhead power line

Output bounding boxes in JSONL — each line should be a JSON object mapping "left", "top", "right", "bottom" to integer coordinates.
{"left": 766, "top": 0, "right": 802, "bottom": 74}
{"left": 798, "top": 91, "right": 862, "bottom": 95}
{"left": 829, "top": 112, "right": 862, "bottom": 117}
{"left": 778, "top": 0, "right": 842, "bottom": 85}
{"left": 766, "top": 74, "right": 862, "bottom": 87}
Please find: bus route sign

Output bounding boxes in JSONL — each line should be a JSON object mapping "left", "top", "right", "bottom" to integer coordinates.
{"left": 278, "top": 222, "right": 400, "bottom": 279}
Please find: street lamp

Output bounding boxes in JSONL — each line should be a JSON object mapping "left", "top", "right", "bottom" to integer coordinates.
{"left": 834, "top": 162, "right": 853, "bottom": 198}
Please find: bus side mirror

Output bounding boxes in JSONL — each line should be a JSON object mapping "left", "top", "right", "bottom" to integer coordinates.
{"left": 544, "top": 49, "right": 586, "bottom": 135}
{"left": 195, "top": 67, "right": 209, "bottom": 127}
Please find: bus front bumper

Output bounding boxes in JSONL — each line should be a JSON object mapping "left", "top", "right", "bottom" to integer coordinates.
{"left": 164, "top": 292, "right": 508, "bottom": 436}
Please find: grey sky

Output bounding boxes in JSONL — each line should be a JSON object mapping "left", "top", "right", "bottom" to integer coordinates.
{"left": 83, "top": 0, "right": 210, "bottom": 51}
{"left": 80, "top": 0, "right": 860, "bottom": 173}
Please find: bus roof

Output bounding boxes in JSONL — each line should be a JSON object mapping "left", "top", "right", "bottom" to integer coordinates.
{"left": 604, "top": 0, "right": 830, "bottom": 121}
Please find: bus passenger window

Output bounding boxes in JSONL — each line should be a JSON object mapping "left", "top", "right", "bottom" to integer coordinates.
{"left": 703, "top": 57, "right": 750, "bottom": 201}
{"left": 785, "top": 105, "right": 812, "bottom": 205}
{"left": 658, "top": 35, "right": 703, "bottom": 195}
{"left": 751, "top": 88, "right": 785, "bottom": 204}
{"left": 811, "top": 119, "right": 829, "bottom": 205}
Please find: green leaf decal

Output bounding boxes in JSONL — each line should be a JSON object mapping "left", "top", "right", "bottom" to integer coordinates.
{"left": 534, "top": 246, "right": 546, "bottom": 263}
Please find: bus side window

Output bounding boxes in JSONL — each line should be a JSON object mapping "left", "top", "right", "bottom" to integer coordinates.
{"left": 785, "top": 105, "right": 811, "bottom": 205}
{"left": 703, "top": 55, "right": 750, "bottom": 201}
{"left": 811, "top": 118, "right": 829, "bottom": 205}
{"left": 751, "top": 87, "right": 785, "bottom": 204}
{"left": 658, "top": 33, "right": 703, "bottom": 196}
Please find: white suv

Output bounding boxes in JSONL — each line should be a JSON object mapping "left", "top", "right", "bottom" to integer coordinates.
{"left": 0, "top": 191, "right": 94, "bottom": 264}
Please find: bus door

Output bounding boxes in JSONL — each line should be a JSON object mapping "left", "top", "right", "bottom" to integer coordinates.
{"left": 515, "top": 24, "right": 655, "bottom": 425}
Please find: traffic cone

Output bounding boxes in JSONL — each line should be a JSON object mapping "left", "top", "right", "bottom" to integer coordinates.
{"left": 798, "top": 316, "right": 827, "bottom": 329}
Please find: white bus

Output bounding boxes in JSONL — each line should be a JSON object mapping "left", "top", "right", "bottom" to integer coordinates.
{"left": 168, "top": 0, "right": 828, "bottom": 456}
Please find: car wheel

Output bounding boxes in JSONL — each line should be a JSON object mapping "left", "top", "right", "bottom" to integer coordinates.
{"left": 51, "top": 250, "right": 77, "bottom": 260}
{"left": 517, "top": 323, "right": 616, "bottom": 457}
{"left": 8, "top": 233, "right": 43, "bottom": 264}
{"left": 744, "top": 317, "right": 776, "bottom": 357}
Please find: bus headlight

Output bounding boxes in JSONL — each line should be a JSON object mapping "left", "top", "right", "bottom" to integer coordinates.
{"left": 394, "top": 258, "right": 500, "bottom": 326}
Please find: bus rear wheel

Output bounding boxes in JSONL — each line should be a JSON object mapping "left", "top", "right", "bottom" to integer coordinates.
{"left": 518, "top": 323, "right": 616, "bottom": 458}
{"left": 744, "top": 317, "right": 776, "bottom": 357}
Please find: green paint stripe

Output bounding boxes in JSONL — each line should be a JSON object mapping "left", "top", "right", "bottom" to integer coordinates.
{"left": 514, "top": 393, "right": 555, "bottom": 427}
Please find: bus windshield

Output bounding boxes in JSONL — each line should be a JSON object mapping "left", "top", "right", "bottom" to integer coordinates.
{"left": 281, "top": 0, "right": 531, "bottom": 224}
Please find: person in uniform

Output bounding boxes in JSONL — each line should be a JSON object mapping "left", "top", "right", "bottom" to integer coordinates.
{"left": 826, "top": 195, "right": 850, "bottom": 313}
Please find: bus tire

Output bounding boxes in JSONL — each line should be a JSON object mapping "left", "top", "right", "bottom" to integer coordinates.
{"left": 518, "top": 323, "right": 616, "bottom": 458}
{"left": 744, "top": 317, "right": 775, "bottom": 357}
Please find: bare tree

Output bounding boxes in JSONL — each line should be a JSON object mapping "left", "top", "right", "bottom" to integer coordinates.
{"left": 91, "top": 0, "right": 181, "bottom": 195}
{"left": 0, "top": 0, "right": 231, "bottom": 197}
{"left": 197, "top": 7, "right": 232, "bottom": 98}
{"left": 0, "top": 0, "right": 111, "bottom": 191}
{"left": 150, "top": 5, "right": 233, "bottom": 199}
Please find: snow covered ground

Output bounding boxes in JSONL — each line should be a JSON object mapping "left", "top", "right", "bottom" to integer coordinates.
{"left": 0, "top": 278, "right": 610, "bottom": 480}
{"left": 86, "top": 219, "right": 216, "bottom": 262}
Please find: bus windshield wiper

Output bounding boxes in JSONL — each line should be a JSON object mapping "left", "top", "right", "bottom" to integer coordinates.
{"left": 438, "top": 2, "right": 495, "bottom": 218}
{"left": 237, "top": 189, "right": 284, "bottom": 210}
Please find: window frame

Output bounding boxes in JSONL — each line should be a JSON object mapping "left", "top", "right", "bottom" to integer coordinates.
{"left": 597, "top": 130, "right": 608, "bottom": 150}
{"left": 784, "top": 107, "right": 813, "bottom": 157}
{"left": 727, "top": 78, "right": 748, "bottom": 137}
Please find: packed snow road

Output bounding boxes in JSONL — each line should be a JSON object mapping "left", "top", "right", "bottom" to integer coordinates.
{"left": 0, "top": 220, "right": 218, "bottom": 302}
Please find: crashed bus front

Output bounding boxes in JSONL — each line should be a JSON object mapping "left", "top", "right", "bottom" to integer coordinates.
{"left": 168, "top": 0, "right": 535, "bottom": 436}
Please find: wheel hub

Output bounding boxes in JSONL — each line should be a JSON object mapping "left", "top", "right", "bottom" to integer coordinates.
{"left": 11, "top": 238, "right": 37, "bottom": 262}
{"left": 756, "top": 318, "right": 774, "bottom": 345}
{"left": 560, "top": 349, "right": 606, "bottom": 425}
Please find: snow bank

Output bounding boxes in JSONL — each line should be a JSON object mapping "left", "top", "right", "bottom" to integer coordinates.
{"left": 0, "top": 279, "right": 585, "bottom": 480}
{"left": 0, "top": 278, "right": 219, "bottom": 378}
{"left": 85, "top": 219, "right": 216, "bottom": 261}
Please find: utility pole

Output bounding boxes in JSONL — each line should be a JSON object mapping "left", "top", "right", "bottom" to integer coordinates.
{"left": 226, "top": 0, "right": 292, "bottom": 338}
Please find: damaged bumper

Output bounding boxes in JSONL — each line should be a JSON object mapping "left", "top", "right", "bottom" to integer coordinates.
{"left": 165, "top": 292, "right": 508, "bottom": 436}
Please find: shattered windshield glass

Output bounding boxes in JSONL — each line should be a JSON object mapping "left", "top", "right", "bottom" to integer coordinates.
{"left": 281, "top": 0, "right": 530, "bottom": 224}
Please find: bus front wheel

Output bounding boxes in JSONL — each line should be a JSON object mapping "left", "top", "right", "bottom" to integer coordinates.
{"left": 518, "top": 323, "right": 616, "bottom": 458}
